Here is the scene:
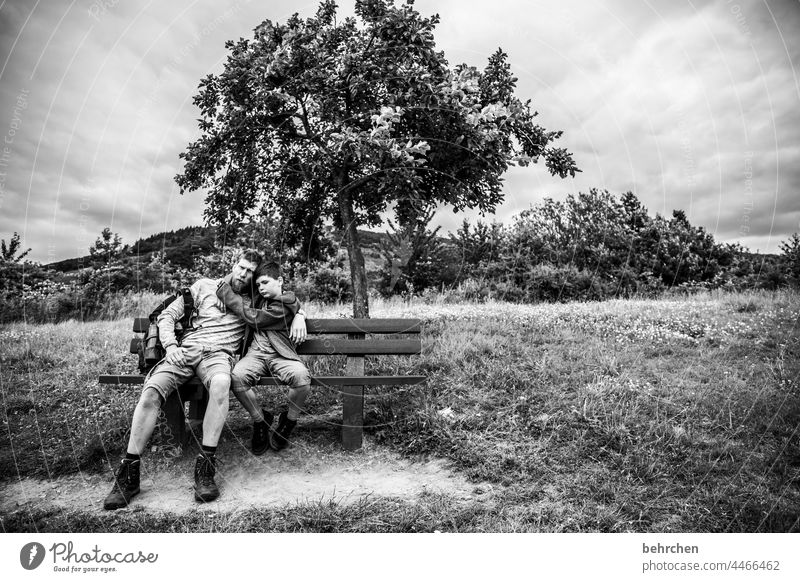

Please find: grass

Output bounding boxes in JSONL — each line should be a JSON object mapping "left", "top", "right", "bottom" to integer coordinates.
{"left": 0, "top": 491, "right": 563, "bottom": 533}
{"left": 1, "top": 289, "right": 799, "bottom": 532}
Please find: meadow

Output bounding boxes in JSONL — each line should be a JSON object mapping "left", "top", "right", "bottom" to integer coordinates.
{"left": 1, "top": 290, "right": 798, "bottom": 532}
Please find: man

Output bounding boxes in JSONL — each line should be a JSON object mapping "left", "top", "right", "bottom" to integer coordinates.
{"left": 103, "top": 249, "right": 306, "bottom": 509}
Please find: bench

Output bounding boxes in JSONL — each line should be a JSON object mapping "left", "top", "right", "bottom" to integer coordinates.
{"left": 99, "top": 317, "right": 425, "bottom": 451}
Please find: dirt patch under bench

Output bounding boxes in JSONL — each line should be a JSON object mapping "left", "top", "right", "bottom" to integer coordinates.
{"left": 0, "top": 434, "right": 495, "bottom": 517}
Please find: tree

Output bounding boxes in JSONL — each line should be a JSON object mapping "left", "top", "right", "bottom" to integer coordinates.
{"left": 379, "top": 206, "right": 447, "bottom": 294}
{"left": 449, "top": 218, "right": 506, "bottom": 267}
{"left": 0, "top": 232, "right": 33, "bottom": 294}
{"left": 89, "top": 227, "right": 123, "bottom": 266}
{"left": 505, "top": 190, "right": 640, "bottom": 290}
{"left": 1, "top": 232, "right": 31, "bottom": 263}
{"left": 779, "top": 232, "right": 800, "bottom": 286}
{"left": 175, "top": 0, "right": 578, "bottom": 316}
{"left": 637, "top": 210, "right": 724, "bottom": 287}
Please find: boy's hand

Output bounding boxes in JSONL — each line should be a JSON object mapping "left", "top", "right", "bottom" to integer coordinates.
{"left": 290, "top": 313, "right": 307, "bottom": 344}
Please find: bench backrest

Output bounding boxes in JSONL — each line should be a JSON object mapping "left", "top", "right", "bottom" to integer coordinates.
{"left": 130, "top": 317, "right": 422, "bottom": 356}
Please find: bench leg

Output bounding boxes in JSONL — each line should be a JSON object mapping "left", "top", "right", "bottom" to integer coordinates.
{"left": 163, "top": 391, "right": 187, "bottom": 448}
{"left": 342, "top": 353, "right": 365, "bottom": 450}
{"left": 342, "top": 384, "right": 364, "bottom": 450}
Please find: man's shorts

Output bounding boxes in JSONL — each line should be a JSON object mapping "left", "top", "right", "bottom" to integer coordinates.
{"left": 232, "top": 345, "right": 311, "bottom": 393}
{"left": 143, "top": 344, "right": 234, "bottom": 401}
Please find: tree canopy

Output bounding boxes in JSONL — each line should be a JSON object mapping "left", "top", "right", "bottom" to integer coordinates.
{"left": 1, "top": 232, "right": 30, "bottom": 264}
{"left": 89, "top": 227, "right": 123, "bottom": 266}
{"left": 175, "top": 0, "right": 578, "bottom": 315}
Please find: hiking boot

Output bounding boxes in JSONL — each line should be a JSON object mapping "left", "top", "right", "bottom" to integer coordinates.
{"left": 103, "top": 459, "right": 141, "bottom": 510}
{"left": 194, "top": 454, "right": 219, "bottom": 502}
{"left": 270, "top": 411, "right": 297, "bottom": 451}
{"left": 252, "top": 409, "right": 274, "bottom": 455}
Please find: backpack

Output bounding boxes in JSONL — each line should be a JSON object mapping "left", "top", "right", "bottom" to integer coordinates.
{"left": 137, "top": 287, "right": 196, "bottom": 373}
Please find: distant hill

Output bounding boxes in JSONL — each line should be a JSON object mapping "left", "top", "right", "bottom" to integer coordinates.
{"left": 46, "top": 226, "right": 217, "bottom": 272}
{"left": 45, "top": 225, "right": 401, "bottom": 274}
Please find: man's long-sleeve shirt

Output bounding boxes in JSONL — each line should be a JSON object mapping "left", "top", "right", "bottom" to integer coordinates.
{"left": 157, "top": 278, "right": 251, "bottom": 355}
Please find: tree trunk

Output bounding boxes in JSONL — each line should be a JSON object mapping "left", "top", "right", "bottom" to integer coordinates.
{"left": 336, "top": 177, "right": 370, "bottom": 318}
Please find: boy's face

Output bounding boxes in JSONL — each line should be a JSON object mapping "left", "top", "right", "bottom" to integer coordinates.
{"left": 256, "top": 274, "right": 282, "bottom": 299}
{"left": 230, "top": 259, "right": 258, "bottom": 293}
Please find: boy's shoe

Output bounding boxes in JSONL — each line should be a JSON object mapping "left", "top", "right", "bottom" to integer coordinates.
{"left": 103, "top": 459, "right": 141, "bottom": 510}
{"left": 269, "top": 411, "right": 297, "bottom": 451}
{"left": 252, "top": 409, "right": 274, "bottom": 455}
{"left": 194, "top": 454, "right": 219, "bottom": 502}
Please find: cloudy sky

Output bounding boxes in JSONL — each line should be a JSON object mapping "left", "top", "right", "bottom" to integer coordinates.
{"left": 0, "top": 0, "right": 798, "bottom": 263}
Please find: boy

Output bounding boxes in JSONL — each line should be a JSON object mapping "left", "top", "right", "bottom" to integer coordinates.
{"left": 217, "top": 261, "right": 311, "bottom": 453}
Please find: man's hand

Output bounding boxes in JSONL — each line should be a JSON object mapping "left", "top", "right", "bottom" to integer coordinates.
{"left": 290, "top": 313, "right": 307, "bottom": 345}
{"left": 164, "top": 345, "right": 187, "bottom": 366}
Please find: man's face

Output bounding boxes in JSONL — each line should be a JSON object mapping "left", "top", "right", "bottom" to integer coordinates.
{"left": 230, "top": 259, "right": 258, "bottom": 293}
{"left": 256, "top": 274, "right": 282, "bottom": 299}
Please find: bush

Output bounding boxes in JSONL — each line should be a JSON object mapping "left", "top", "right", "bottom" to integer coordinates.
{"left": 293, "top": 262, "right": 353, "bottom": 304}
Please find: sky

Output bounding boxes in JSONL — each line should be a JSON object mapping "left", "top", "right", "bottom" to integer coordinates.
{"left": 0, "top": 0, "right": 798, "bottom": 264}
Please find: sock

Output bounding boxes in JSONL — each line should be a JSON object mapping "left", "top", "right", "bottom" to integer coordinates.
{"left": 124, "top": 452, "right": 141, "bottom": 463}
{"left": 201, "top": 445, "right": 217, "bottom": 458}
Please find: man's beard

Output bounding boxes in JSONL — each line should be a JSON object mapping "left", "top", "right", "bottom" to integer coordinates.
{"left": 230, "top": 280, "right": 244, "bottom": 293}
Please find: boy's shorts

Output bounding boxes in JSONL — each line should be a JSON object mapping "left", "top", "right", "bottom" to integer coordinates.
{"left": 232, "top": 345, "right": 311, "bottom": 392}
{"left": 143, "top": 344, "right": 234, "bottom": 401}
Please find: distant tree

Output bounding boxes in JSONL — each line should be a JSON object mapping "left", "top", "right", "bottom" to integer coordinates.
{"left": 561, "top": 189, "right": 635, "bottom": 274}
{"left": 506, "top": 189, "right": 639, "bottom": 275}
{"left": 0, "top": 232, "right": 31, "bottom": 263}
{"left": 175, "top": 0, "right": 578, "bottom": 316}
{"left": 779, "top": 232, "right": 800, "bottom": 286}
{"left": 231, "top": 215, "right": 292, "bottom": 263}
{"left": 449, "top": 219, "right": 506, "bottom": 267}
{"left": 619, "top": 190, "right": 649, "bottom": 232}
{"left": 0, "top": 232, "right": 34, "bottom": 294}
{"left": 89, "top": 227, "right": 123, "bottom": 266}
{"left": 379, "top": 207, "right": 446, "bottom": 294}
{"left": 636, "top": 210, "right": 724, "bottom": 287}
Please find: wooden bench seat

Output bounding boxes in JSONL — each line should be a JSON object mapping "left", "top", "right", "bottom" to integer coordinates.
{"left": 99, "top": 317, "right": 425, "bottom": 451}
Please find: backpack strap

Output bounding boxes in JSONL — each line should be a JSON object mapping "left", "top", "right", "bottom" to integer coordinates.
{"left": 180, "top": 287, "right": 196, "bottom": 331}
{"left": 148, "top": 291, "right": 180, "bottom": 323}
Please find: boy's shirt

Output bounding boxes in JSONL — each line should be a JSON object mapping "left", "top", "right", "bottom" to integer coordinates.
{"left": 215, "top": 281, "right": 302, "bottom": 361}
{"left": 158, "top": 278, "right": 251, "bottom": 355}
{"left": 249, "top": 296, "right": 303, "bottom": 361}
